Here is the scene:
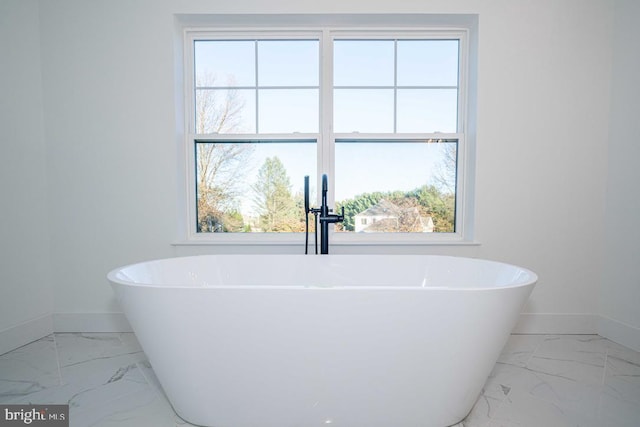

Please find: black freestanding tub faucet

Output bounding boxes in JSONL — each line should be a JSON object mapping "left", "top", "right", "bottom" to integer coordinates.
{"left": 304, "top": 174, "right": 344, "bottom": 254}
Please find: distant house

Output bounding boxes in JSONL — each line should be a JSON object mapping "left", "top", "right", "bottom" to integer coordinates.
{"left": 354, "top": 199, "right": 434, "bottom": 233}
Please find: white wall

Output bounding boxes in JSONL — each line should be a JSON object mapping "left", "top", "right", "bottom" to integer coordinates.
{"left": 0, "top": 0, "right": 53, "bottom": 354}
{"left": 4, "top": 0, "right": 637, "bottom": 347}
{"left": 600, "top": 0, "right": 640, "bottom": 351}
{"left": 474, "top": 1, "right": 613, "bottom": 332}
{"left": 38, "top": 1, "right": 178, "bottom": 324}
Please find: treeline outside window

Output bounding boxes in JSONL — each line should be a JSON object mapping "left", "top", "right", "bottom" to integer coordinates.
{"left": 188, "top": 32, "right": 464, "bottom": 236}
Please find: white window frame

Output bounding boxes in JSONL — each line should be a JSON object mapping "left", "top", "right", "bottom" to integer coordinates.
{"left": 180, "top": 24, "right": 474, "bottom": 246}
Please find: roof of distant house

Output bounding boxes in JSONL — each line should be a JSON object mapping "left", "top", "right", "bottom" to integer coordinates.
{"left": 356, "top": 199, "right": 402, "bottom": 217}
{"left": 354, "top": 199, "right": 434, "bottom": 233}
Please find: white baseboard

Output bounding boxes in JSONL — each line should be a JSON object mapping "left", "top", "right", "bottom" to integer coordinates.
{"left": 598, "top": 316, "right": 640, "bottom": 352}
{"left": 53, "top": 313, "right": 132, "bottom": 333}
{"left": 0, "top": 314, "right": 53, "bottom": 356}
{"left": 513, "top": 313, "right": 598, "bottom": 334}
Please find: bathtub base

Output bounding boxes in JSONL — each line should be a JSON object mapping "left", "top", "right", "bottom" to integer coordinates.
{"left": 125, "top": 287, "right": 529, "bottom": 427}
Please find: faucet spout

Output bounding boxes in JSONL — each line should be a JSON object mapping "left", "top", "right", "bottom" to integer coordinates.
{"left": 318, "top": 174, "right": 344, "bottom": 254}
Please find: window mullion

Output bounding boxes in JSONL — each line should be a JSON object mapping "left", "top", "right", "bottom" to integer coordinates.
{"left": 393, "top": 39, "right": 398, "bottom": 133}
{"left": 321, "top": 30, "right": 334, "bottom": 206}
{"left": 254, "top": 39, "right": 259, "bottom": 134}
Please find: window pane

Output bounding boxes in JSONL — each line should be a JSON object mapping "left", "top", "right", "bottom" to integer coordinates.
{"left": 396, "top": 89, "right": 457, "bottom": 133}
{"left": 335, "top": 140, "right": 457, "bottom": 233}
{"left": 196, "top": 141, "right": 316, "bottom": 233}
{"left": 194, "top": 41, "right": 255, "bottom": 87}
{"left": 258, "top": 89, "right": 318, "bottom": 133}
{"left": 333, "top": 89, "right": 394, "bottom": 133}
{"left": 195, "top": 89, "right": 256, "bottom": 133}
{"left": 334, "top": 40, "right": 394, "bottom": 86}
{"left": 189, "top": 33, "right": 467, "bottom": 239}
{"left": 397, "top": 40, "right": 459, "bottom": 87}
{"left": 258, "top": 40, "right": 319, "bottom": 86}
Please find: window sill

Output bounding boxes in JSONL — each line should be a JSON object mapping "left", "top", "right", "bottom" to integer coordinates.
{"left": 171, "top": 236, "right": 481, "bottom": 247}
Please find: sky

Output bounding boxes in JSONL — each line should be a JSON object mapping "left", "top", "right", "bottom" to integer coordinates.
{"left": 194, "top": 38, "right": 459, "bottom": 217}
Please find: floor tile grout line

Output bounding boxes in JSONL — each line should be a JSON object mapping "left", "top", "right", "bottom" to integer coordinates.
{"left": 524, "top": 333, "right": 548, "bottom": 366}
{"left": 601, "top": 348, "right": 609, "bottom": 386}
{"left": 116, "top": 332, "right": 183, "bottom": 423}
{"left": 71, "top": 381, "right": 159, "bottom": 427}
{"left": 595, "top": 346, "right": 610, "bottom": 425}
{"left": 481, "top": 390, "right": 507, "bottom": 426}
{"left": 134, "top": 359, "right": 185, "bottom": 424}
{"left": 135, "top": 360, "right": 164, "bottom": 400}
{"left": 51, "top": 333, "right": 64, "bottom": 387}
{"left": 468, "top": 334, "right": 553, "bottom": 426}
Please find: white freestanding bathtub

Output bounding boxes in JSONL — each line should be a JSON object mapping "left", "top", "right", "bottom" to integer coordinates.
{"left": 108, "top": 254, "right": 536, "bottom": 427}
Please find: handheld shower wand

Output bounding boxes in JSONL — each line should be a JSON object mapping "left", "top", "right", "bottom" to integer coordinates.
{"left": 304, "top": 176, "right": 319, "bottom": 254}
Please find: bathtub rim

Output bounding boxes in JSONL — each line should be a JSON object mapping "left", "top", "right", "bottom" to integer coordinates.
{"left": 107, "top": 254, "right": 538, "bottom": 292}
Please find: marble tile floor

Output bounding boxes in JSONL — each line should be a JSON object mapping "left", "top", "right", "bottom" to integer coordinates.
{"left": 1, "top": 333, "right": 639, "bottom": 427}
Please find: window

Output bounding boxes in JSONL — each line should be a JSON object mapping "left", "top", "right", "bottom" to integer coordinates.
{"left": 183, "top": 25, "right": 472, "bottom": 244}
